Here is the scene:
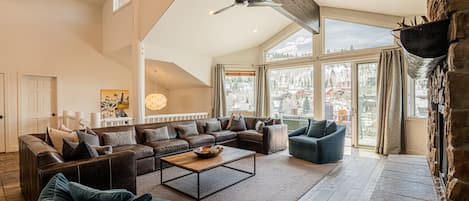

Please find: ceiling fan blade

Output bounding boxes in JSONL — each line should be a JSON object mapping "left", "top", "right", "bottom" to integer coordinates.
{"left": 212, "top": 4, "right": 236, "bottom": 15}
{"left": 247, "top": 0, "right": 282, "bottom": 7}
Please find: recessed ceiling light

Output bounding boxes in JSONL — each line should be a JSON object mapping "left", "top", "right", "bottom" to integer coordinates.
{"left": 209, "top": 10, "right": 215, "bottom": 15}
{"left": 253, "top": 29, "right": 258, "bottom": 33}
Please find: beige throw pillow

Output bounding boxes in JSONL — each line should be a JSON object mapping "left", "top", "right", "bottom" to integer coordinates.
{"left": 47, "top": 127, "right": 78, "bottom": 155}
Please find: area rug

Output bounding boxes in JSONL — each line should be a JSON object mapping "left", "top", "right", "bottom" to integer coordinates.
{"left": 137, "top": 152, "right": 338, "bottom": 201}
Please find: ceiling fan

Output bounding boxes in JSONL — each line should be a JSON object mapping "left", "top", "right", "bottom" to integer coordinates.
{"left": 211, "top": 0, "right": 282, "bottom": 15}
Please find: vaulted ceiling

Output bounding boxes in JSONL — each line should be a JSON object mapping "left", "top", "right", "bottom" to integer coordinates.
{"left": 144, "top": 0, "right": 292, "bottom": 58}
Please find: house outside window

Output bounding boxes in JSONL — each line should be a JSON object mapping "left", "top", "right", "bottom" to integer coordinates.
{"left": 224, "top": 71, "right": 256, "bottom": 116}
{"left": 269, "top": 67, "right": 314, "bottom": 131}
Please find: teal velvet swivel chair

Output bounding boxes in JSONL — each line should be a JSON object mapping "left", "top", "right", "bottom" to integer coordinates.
{"left": 288, "top": 125, "right": 346, "bottom": 164}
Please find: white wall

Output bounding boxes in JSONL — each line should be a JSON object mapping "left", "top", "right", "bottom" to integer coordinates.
{"left": 213, "top": 47, "right": 261, "bottom": 66}
{"left": 169, "top": 88, "right": 212, "bottom": 116}
{"left": 0, "top": 0, "right": 132, "bottom": 152}
{"left": 405, "top": 119, "right": 428, "bottom": 154}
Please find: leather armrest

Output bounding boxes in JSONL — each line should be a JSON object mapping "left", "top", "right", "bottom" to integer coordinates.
{"left": 263, "top": 124, "right": 288, "bottom": 154}
{"left": 38, "top": 151, "right": 137, "bottom": 194}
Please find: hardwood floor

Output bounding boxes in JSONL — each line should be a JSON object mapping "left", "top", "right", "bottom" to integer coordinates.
{"left": 300, "top": 148, "right": 437, "bottom": 201}
{"left": 0, "top": 153, "right": 22, "bottom": 201}
{"left": 0, "top": 149, "right": 437, "bottom": 201}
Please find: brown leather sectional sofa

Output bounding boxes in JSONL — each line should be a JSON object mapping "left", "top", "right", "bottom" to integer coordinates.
{"left": 19, "top": 116, "right": 288, "bottom": 201}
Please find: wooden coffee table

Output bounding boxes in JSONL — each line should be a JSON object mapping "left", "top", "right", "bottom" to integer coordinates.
{"left": 160, "top": 146, "right": 256, "bottom": 200}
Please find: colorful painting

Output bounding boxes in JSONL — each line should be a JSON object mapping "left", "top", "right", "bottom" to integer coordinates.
{"left": 100, "top": 89, "right": 130, "bottom": 119}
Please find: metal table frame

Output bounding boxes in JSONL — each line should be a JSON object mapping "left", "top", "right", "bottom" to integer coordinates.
{"left": 160, "top": 154, "right": 256, "bottom": 201}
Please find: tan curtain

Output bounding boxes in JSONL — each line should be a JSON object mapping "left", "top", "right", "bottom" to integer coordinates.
{"left": 212, "top": 64, "right": 226, "bottom": 117}
{"left": 376, "top": 48, "right": 406, "bottom": 155}
{"left": 255, "top": 64, "right": 269, "bottom": 117}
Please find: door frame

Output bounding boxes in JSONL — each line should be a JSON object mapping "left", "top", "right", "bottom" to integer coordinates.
{"left": 352, "top": 60, "right": 379, "bottom": 148}
{"left": 17, "top": 73, "right": 59, "bottom": 137}
{"left": 0, "top": 73, "right": 6, "bottom": 153}
{"left": 321, "top": 59, "right": 378, "bottom": 148}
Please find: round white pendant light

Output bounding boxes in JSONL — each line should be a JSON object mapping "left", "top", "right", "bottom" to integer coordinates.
{"left": 145, "top": 93, "right": 167, "bottom": 111}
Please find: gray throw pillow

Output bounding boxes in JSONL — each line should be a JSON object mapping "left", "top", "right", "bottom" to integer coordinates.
{"left": 144, "top": 127, "right": 170, "bottom": 142}
{"left": 325, "top": 121, "right": 338, "bottom": 136}
{"left": 76, "top": 129, "right": 100, "bottom": 146}
{"left": 206, "top": 121, "right": 222, "bottom": 132}
{"left": 177, "top": 122, "right": 199, "bottom": 138}
{"left": 307, "top": 120, "right": 327, "bottom": 138}
{"left": 230, "top": 116, "right": 247, "bottom": 131}
{"left": 102, "top": 130, "right": 137, "bottom": 147}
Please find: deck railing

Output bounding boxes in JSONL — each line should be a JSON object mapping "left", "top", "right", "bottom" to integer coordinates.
{"left": 145, "top": 112, "right": 209, "bottom": 123}
{"left": 60, "top": 111, "right": 209, "bottom": 129}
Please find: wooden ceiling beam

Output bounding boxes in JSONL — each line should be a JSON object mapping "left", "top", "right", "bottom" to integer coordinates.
{"left": 272, "top": 0, "right": 320, "bottom": 34}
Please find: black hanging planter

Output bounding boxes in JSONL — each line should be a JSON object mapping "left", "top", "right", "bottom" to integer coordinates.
{"left": 400, "top": 19, "right": 450, "bottom": 58}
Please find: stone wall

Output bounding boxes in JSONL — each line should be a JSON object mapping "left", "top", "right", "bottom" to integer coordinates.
{"left": 427, "top": 0, "right": 469, "bottom": 200}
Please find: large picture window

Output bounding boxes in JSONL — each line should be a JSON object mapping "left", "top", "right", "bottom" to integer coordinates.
{"left": 324, "top": 18, "right": 394, "bottom": 54}
{"left": 407, "top": 77, "right": 428, "bottom": 118}
{"left": 269, "top": 67, "right": 314, "bottom": 130}
{"left": 265, "top": 29, "right": 313, "bottom": 62}
{"left": 224, "top": 71, "right": 256, "bottom": 116}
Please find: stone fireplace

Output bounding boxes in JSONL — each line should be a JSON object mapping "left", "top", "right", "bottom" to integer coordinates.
{"left": 427, "top": 0, "right": 469, "bottom": 200}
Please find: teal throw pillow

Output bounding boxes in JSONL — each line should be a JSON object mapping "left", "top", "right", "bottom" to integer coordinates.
{"left": 325, "top": 121, "right": 338, "bottom": 136}
{"left": 68, "top": 182, "right": 134, "bottom": 201}
{"left": 307, "top": 120, "right": 327, "bottom": 138}
{"left": 38, "top": 173, "right": 73, "bottom": 201}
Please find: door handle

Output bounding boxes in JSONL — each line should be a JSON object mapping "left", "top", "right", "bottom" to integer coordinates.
{"left": 51, "top": 113, "right": 56, "bottom": 117}
{"left": 0, "top": 115, "right": 3, "bottom": 119}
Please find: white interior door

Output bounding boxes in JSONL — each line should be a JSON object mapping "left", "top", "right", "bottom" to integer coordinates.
{"left": 21, "top": 75, "right": 57, "bottom": 135}
{"left": 0, "top": 74, "right": 5, "bottom": 153}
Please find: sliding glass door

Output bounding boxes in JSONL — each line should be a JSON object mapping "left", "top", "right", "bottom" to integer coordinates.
{"left": 323, "top": 63, "right": 352, "bottom": 146}
{"left": 357, "top": 63, "right": 378, "bottom": 147}
{"left": 323, "top": 62, "right": 378, "bottom": 147}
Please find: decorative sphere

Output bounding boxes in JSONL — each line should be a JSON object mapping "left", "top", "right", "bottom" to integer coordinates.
{"left": 145, "top": 93, "right": 167, "bottom": 110}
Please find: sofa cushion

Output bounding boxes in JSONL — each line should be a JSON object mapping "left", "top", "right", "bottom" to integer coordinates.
{"left": 307, "top": 120, "right": 327, "bottom": 138}
{"left": 113, "top": 144, "right": 154, "bottom": 159}
{"left": 103, "top": 130, "right": 137, "bottom": 147}
{"left": 38, "top": 173, "right": 73, "bottom": 201}
{"left": 289, "top": 135, "right": 318, "bottom": 152}
{"left": 238, "top": 130, "right": 263, "bottom": 142}
{"left": 144, "top": 139, "right": 189, "bottom": 156}
{"left": 176, "top": 122, "right": 199, "bottom": 138}
{"left": 144, "top": 127, "right": 170, "bottom": 142}
{"left": 206, "top": 121, "right": 222, "bottom": 132}
{"left": 207, "top": 130, "right": 237, "bottom": 142}
{"left": 230, "top": 116, "right": 247, "bottom": 131}
{"left": 183, "top": 134, "right": 215, "bottom": 148}
{"left": 68, "top": 182, "right": 134, "bottom": 201}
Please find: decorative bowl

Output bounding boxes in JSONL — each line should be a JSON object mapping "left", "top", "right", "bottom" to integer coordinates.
{"left": 194, "top": 145, "right": 224, "bottom": 159}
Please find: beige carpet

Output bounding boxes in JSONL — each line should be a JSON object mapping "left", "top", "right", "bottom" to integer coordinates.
{"left": 137, "top": 152, "right": 338, "bottom": 201}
